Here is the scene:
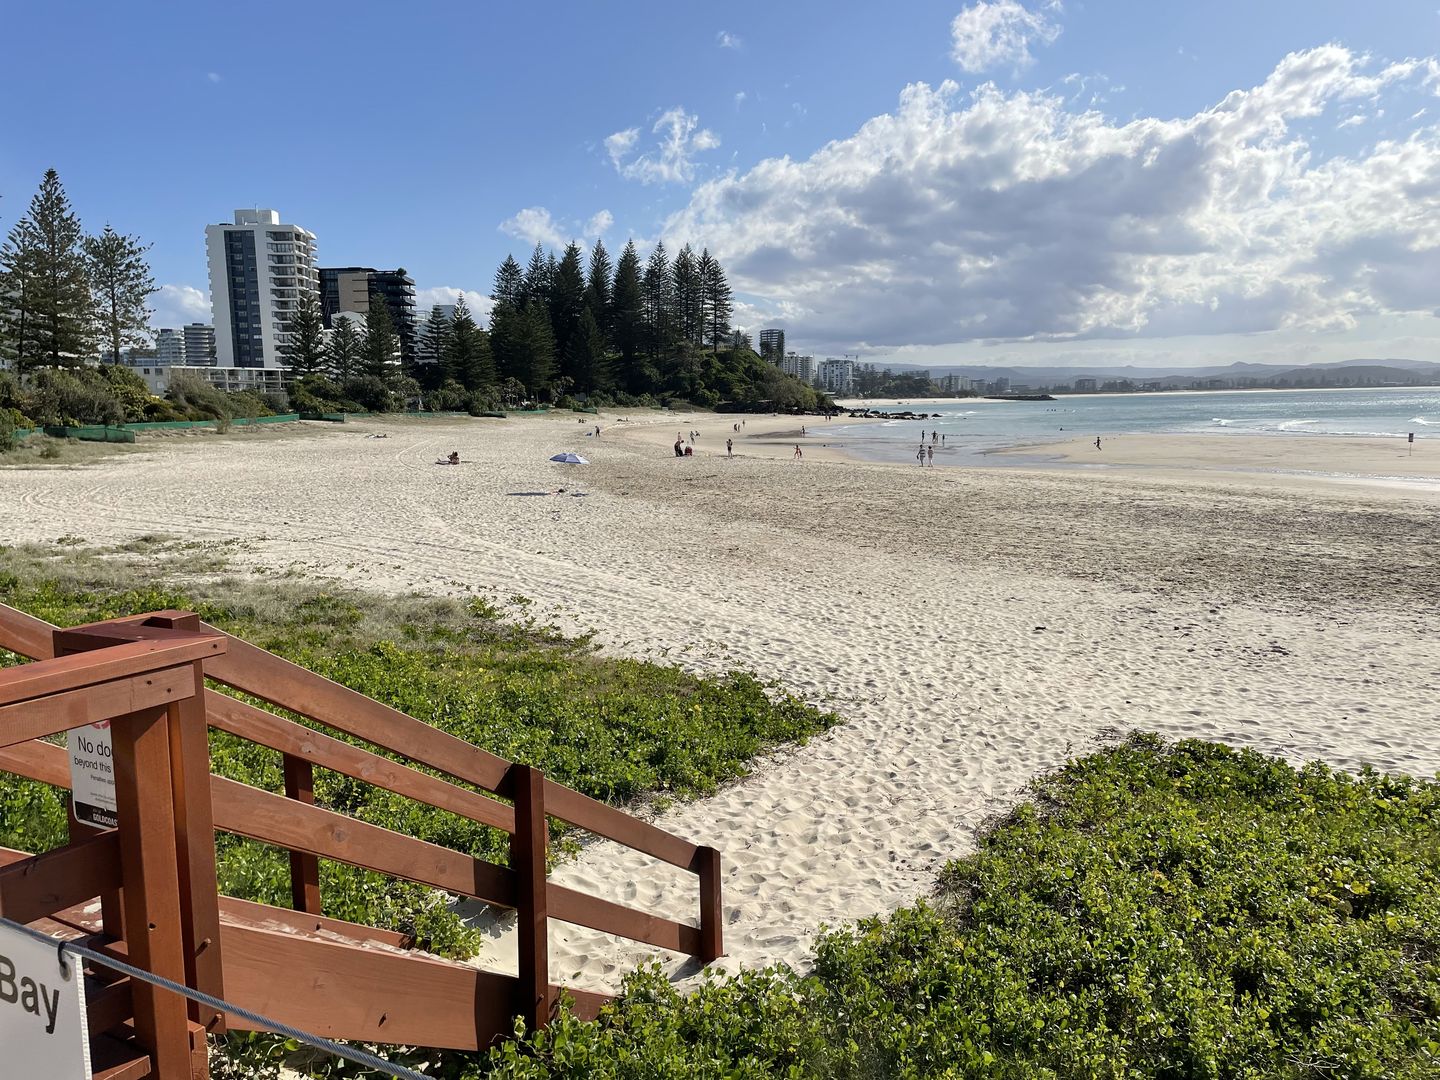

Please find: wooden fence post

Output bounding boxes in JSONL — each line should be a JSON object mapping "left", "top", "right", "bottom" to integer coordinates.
{"left": 282, "top": 754, "right": 323, "bottom": 915}
{"left": 697, "top": 846, "right": 724, "bottom": 964}
{"left": 111, "top": 703, "right": 196, "bottom": 1079}
{"left": 508, "top": 763, "right": 551, "bottom": 1031}
{"left": 143, "top": 613, "right": 227, "bottom": 1032}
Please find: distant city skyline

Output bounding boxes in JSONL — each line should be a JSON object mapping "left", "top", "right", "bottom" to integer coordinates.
{"left": 2, "top": 1, "right": 1438, "bottom": 368}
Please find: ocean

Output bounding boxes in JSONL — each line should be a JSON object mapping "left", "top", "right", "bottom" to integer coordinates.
{"left": 818, "top": 386, "right": 1440, "bottom": 464}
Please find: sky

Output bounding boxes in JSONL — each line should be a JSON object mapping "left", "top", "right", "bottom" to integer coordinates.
{"left": 1, "top": 0, "right": 1438, "bottom": 370}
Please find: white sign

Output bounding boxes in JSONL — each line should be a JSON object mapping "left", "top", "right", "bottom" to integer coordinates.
{"left": 0, "top": 922, "right": 91, "bottom": 1078}
{"left": 67, "top": 722, "right": 117, "bottom": 829}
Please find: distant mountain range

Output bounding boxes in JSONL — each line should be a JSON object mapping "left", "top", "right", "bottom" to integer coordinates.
{"left": 897, "top": 358, "right": 1440, "bottom": 384}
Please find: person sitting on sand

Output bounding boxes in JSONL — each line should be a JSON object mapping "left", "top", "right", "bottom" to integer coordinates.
{"left": 448, "top": 451, "right": 460, "bottom": 464}
{"left": 684, "top": 444, "right": 693, "bottom": 456}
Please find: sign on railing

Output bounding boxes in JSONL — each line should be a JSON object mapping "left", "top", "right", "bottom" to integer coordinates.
{"left": 67, "top": 721, "right": 117, "bottom": 829}
{"left": 0, "top": 920, "right": 91, "bottom": 1077}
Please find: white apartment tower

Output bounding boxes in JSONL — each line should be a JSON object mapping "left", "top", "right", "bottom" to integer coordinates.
{"left": 205, "top": 209, "right": 318, "bottom": 368}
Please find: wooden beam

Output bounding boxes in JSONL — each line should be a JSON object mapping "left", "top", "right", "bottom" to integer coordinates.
{"left": 209, "top": 776, "right": 518, "bottom": 909}
{"left": 547, "top": 883, "right": 701, "bottom": 956}
{"left": 0, "top": 831, "right": 120, "bottom": 925}
{"left": 220, "top": 921, "right": 517, "bottom": 1051}
{"left": 542, "top": 780, "right": 700, "bottom": 871}
{"left": 199, "top": 628, "right": 515, "bottom": 793}
{"left": 281, "top": 754, "right": 322, "bottom": 916}
{"left": 0, "top": 636, "right": 223, "bottom": 706}
{"left": 217, "top": 895, "right": 413, "bottom": 951}
{"left": 0, "top": 666, "right": 195, "bottom": 748}
{"left": 0, "top": 738, "right": 69, "bottom": 786}
{"left": 698, "top": 845, "right": 724, "bottom": 963}
{"left": 205, "top": 690, "right": 516, "bottom": 833}
{"left": 509, "top": 764, "right": 550, "bottom": 1031}
{"left": 0, "top": 601, "right": 58, "bottom": 660}
{"left": 110, "top": 704, "right": 193, "bottom": 1079}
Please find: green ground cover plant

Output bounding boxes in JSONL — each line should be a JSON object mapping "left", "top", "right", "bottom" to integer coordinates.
{"left": 0, "top": 540, "right": 837, "bottom": 959}
{"left": 472, "top": 734, "right": 1439, "bottom": 1079}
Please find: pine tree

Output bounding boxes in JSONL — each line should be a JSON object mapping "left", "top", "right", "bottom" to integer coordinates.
{"left": 642, "top": 242, "right": 672, "bottom": 361}
{"left": 327, "top": 317, "right": 362, "bottom": 381}
{"left": 492, "top": 255, "right": 524, "bottom": 308}
{"left": 701, "top": 249, "right": 733, "bottom": 354}
{"left": 0, "top": 216, "right": 40, "bottom": 371}
{"left": 519, "top": 244, "right": 550, "bottom": 309}
{"left": 610, "top": 240, "right": 644, "bottom": 379}
{"left": 444, "top": 297, "right": 495, "bottom": 391}
{"left": 517, "top": 298, "right": 555, "bottom": 397}
{"left": 585, "top": 239, "right": 612, "bottom": 337}
{"left": 361, "top": 291, "right": 400, "bottom": 384}
{"left": 563, "top": 304, "right": 611, "bottom": 394}
{"left": 490, "top": 301, "right": 523, "bottom": 385}
{"left": 671, "top": 244, "right": 702, "bottom": 347}
{"left": 549, "top": 243, "right": 586, "bottom": 374}
{"left": 418, "top": 306, "right": 453, "bottom": 367}
{"left": 279, "top": 294, "right": 327, "bottom": 379}
{"left": 24, "top": 170, "right": 94, "bottom": 367}
{"left": 84, "top": 225, "right": 157, "bottom": 365}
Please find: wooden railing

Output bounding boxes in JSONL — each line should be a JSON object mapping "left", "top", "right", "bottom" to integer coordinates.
{"left": 0, "top": 603, "right": 725, "bottom": 1076}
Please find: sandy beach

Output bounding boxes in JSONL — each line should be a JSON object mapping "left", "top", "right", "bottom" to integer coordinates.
{"left": 3, "top": 412, "right": 1438, "bottom": 992}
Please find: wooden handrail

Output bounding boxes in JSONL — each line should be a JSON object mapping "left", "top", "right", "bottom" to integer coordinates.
{"left": 0, "top": 635, "right": 222, "bottom": 707}
{"left": 0, "top": 604, "right": 726, "bottom": 1003}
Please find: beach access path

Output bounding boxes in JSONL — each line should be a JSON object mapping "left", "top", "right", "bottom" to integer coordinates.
{"left": 3, "top": 411, "right": 1437, "bottom": 991}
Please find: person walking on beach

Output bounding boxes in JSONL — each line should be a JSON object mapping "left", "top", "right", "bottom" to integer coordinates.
{"left": 1095, "top": 436, "right": 1102, "bottom": 450}
{"left": 674, "top": 439, "right": 684, "bottom": 457}
{"left": 727, "top": 437, "right": 734, "bottom": 457}
{"left": 917, "top": 447, "right": 926, "bottom": 466}
{"left": 794, "top": 444, "right": 803, "bottom": 460}
{"left": 927, "top": 445, "right": 934, "bottom": 466}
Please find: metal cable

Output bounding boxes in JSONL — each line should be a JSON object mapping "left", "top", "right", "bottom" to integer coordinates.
{"left": 0, "top": 916, "right": 433, "bottom": 1080}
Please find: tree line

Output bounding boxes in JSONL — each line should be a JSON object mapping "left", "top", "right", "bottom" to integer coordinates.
{"left": 284, "top": 236, "right": 784, "bottom": 412}
{"left": 0, "top": 169, "right": 157, "bottom": 372}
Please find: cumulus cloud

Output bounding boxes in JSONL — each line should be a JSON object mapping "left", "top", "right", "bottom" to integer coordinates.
{"left": 416, "top": 286, "right": 495, "bottom": 324}
{"left": 951, "top": 0, "right": 1061, "bottom": 74}
{"left": 151, "top": 284, "right": 211, "bottom": 327}
{"left": 663, "top": 46, "right": 1440, "bottom": 352}
{"left": 499, "top": 206, "right": 615, "bottom": 250}
{"left": 605, "top": 108, "right": 721, "bottom": 184}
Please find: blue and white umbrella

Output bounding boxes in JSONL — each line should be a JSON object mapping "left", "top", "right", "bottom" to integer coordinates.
{"left": 549, "top": 452, "right": 590, "bottom": 464}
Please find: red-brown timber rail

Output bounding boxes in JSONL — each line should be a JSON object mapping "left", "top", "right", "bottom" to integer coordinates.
{"left": 0, "top": 603, "right": 724, "bottom": 1079}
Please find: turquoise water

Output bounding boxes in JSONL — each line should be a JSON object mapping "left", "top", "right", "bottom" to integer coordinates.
{"left": 818, "top": 387, "right": 1440, "bottom": 464}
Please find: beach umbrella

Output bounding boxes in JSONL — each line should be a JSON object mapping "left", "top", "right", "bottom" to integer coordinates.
{"left": 549, "top": 452, "right": 590, "bottom": 464}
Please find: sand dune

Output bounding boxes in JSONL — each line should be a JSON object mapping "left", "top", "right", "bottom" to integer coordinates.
{"left": 3, "top": 412, "right": 1437, "bottom": 991}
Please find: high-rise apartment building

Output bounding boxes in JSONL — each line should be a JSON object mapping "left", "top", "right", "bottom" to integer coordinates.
{"left": 153, "top": 328, "right": 185, "bottom": 363}
{"left": 205, "top": 209, "right": 318, "bottom": 368}
{"left": 319, "top": 267, "right": 418, "bottom": 366}
{"left": 759, "top": 328, "right": 785, "bottom": 364}
{"left": 817, "top": 357, "right": 856, "bottom": 395}
{"left": 183, "top": 323, "right": 216, "bottom": 366}
{"left": 781, "top": 351, "right": 815, "bottom": 383}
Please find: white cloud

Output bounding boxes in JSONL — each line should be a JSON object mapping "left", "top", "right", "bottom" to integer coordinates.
{"left": 151, "top": 284, "right": 210, "bottom": 328}
{"left": 584, "top": 209, "right": 614, "bottom": 239}
{"left": 206, "top": 72, "right": 221, "bottom": 84}
{"left": 605, "top": 107, "right": 721, "bottom": 184}
{"left": 734, "top": 91, "right": 747, "bottom": 109}
{"left": 416, "top": 286, "right": 495, "bottom": 325}
{"left": 950, "top": 0, "right": 1062, "bottom": 74}
{"left": 717, "top": 30, "right": 742, "bottom": 49}
{"left": 1337, "top": 113, "right": 1368, "bottom": 128}
{"left": 499, "top": 206, "right": 615, "bottom": 250}
{"left": 664, "top": 46, "right": 1440, "bottom": 353}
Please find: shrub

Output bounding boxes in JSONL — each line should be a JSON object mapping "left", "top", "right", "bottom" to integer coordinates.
{"left": 166, "top": 372, "right": 231, "bottom": 420}
{"left": 340, "top": 374, "right": 394, "bottom": 413}
{"left": 0, "top": 410, "right": 14, "bottom": 453}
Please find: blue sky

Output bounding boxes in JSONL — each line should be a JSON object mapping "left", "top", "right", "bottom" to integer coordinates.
{"left": 2, "top": 0, "right": 1438, "bottom": 368}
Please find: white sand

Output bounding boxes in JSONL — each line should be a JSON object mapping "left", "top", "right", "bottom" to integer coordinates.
{"left": 4, "top": 413, "right": 1438, "bottom": 993}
